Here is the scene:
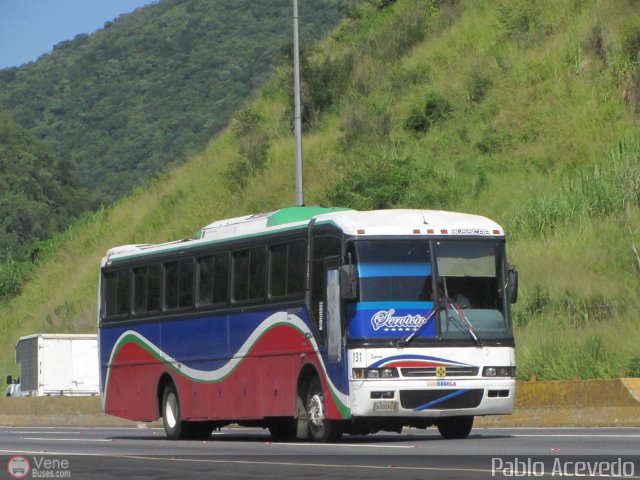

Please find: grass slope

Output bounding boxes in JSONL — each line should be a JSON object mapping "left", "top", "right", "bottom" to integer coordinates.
{"left": 1, "top": 0, "right": 639, "bottom": 380}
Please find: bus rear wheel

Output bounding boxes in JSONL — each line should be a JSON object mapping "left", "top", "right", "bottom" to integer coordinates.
{"left": 306, "top": 377, "right": 343, "bottom": 442}
{"left": 436, "top": 416, "right": 474, "bottom": 439}
{"left": 162, "top": 383, "right": 213, "bottom": 440}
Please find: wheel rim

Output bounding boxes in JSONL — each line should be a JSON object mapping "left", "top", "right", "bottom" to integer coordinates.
{"left": 165, "top": 392, "right": 178, "bottom": 429}
{"left": 308, "top": 393, "right": 325, "bottom": 429}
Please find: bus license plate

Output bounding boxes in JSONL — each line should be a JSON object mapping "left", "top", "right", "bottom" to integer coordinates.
{"left": 373, "top": 401, "right": 398, "bottom": 412}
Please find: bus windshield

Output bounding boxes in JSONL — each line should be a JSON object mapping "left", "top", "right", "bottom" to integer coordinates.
{"left": 346, "top": 239, "right": 512, "bottom": 343}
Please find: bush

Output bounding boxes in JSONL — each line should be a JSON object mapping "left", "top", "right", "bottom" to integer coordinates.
{"left": 467, "top": 68, "right": 492, "bottom": 103}
{"left": 403, "top": 90, "right": 452, "bottom": 134}
{"left": 326, "top": 145, "right": 413, "bottom": 209}
{"left": 341, "top": 97, "right": 391, "bottom": 147}
{"left": 232, "top": 108, "right": 270, "bottom": 171}
{"left": 628, "top": 357, "right": 640, "bottom": 377}
{"left": 403, "top": 106, "right": 430, "bottom": 133}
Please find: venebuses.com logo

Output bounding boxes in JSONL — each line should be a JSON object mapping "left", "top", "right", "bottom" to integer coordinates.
{"left": 7, "top": 456, "right": 30, "bottom": 479}
{"left": 7, "top": 455, "right": 72, "bottom": 478}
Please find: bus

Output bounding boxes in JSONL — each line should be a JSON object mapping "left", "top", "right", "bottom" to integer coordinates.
{"left": 98, "top": 207, "right": 517, "bottom": 441}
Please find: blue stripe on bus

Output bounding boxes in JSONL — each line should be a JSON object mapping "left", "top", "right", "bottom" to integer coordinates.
{"left": 357, "top": 263, "right": 432, "bottom": 278}
{"left": 353, "top": 301, "right": 433, "bottom": 310}
{"left": 414, "top": 389, "right": 470, "bottom": 410}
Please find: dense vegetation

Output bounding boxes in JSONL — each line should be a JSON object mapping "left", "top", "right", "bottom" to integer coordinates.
{"left": 0, "top": 0, "right": 341, "bottom": 298}
{"left": 0, "top": 111, "right": 85, "bottom": 296}
{"left": 1, "top": 0, "right": 639, "bottom": 381}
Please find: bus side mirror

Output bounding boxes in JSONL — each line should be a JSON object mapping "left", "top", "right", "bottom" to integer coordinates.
{"left": 507, "top": 266, "right": 518, "bottom": 304}
{"left": 340, "top": 264, "right": 357, "bottom": 301}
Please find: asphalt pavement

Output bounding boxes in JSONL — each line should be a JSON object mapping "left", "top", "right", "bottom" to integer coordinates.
{"left": 0, "top": 426, "right": 639, "bottom": 479}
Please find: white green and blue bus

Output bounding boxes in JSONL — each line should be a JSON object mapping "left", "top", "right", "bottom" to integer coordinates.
{"left": 99, "top": 207, "right": 517, "bottom": 441}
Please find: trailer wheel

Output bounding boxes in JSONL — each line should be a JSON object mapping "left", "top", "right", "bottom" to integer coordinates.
{"left": 436, "top": 416, "right": 474, "bottom": 439}
{"left": 306, "top": 377, "right": 343, "bottom": 442}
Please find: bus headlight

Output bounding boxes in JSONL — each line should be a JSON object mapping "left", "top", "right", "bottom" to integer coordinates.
{"left": 483, "top": 366, "right": 516, "bottom": 377}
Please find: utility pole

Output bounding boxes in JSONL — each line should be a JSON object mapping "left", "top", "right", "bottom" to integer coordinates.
{"left": 293, "top": 0, "right": 304, "bottom": 206}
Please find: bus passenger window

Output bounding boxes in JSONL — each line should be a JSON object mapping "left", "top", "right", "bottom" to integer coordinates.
{"left": 133, "top": 265, "right": 162, "bottom": 315}
{"left": 103, "top": 271, "right": 118, "bottom": 319}
{"left": 117, "top": 271, "right": 130, "bottom": 316}
{"left": 164, "top": 259, "right": 194, "bottom": 310}
{"left": 197, "top": 253, "right": 228, "bottom": 306}
{"left": 269, "top": 240, "right": 305, "bottom": 298}
{"left": 270, "top": 244, "right": 287, "bottom": 297}
{"left": 233, "top": 247, "right": 266, "bottom": 302}
{"left": 147, "top": 265, "right": 161, "bottom": 312}
{"left": 179, "top": 259, "right": 194, "bottom": 308}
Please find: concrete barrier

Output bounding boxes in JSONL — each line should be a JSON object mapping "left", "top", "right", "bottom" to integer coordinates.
{"left": 1, "top": 379, "right": 638, "bottom": 428}
{"left": 478, "top": 378, "right": 640, "bottom": 428}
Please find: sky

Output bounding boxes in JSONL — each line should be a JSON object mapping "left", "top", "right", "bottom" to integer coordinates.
{"left": 0, "top": 0, "right": 156, "bottom": 70}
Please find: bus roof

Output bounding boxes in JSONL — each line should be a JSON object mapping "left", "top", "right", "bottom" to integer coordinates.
{"left": 103, "top": 207, "right": 504, "bottom": 265}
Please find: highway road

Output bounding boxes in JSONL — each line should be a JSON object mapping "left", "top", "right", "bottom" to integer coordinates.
{"left": 0, "top": 426, "right": 639, "bottom": 479}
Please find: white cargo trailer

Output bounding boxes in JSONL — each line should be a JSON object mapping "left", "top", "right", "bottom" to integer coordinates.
{"left": 14, "top": 334, "right": 99, "bottom": 396}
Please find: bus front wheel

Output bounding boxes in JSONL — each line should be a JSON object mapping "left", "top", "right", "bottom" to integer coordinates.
{"left": 436, "top": 416, "right": 474, "bottom": 439}
{"left": 306, "top": 377, "right": 343, "bottom": 442}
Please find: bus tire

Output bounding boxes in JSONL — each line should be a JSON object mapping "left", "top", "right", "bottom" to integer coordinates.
{"left": 306, "top": 376, "right": 343, "bottom": 443}
{"left": 437, "top": 416, "right": 474, "bottom": 439}
{"left": 162, "top": 383, "right": 187, "bottom": 440}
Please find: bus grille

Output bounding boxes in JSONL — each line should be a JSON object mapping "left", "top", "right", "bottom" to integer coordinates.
{"left": 400, "top": 389, "right": 484, "bottom": 410}
{"left": 400, "top": 367, "right": 479, "bottom": 377}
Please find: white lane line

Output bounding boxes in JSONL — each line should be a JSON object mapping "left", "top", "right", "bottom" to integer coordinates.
{"left": 269, "top": 442, "right": 418, "bottom": 449}
{"left": 22, "top": 438, "right": 113, "bottom": 442}
{"left": 0, "top": 450, "right": 638, "bottom": 478}
{"left": 120, "top": 455, "right": 640, "bottom": 479}
{"left": 124, "top": 455, "right": 493, "bottom": 474}
{"left": 8, "top": 431, "right": 82, "bottom": 435}
{"left": 511, "top": 434, "right": 640, "bottom": 438}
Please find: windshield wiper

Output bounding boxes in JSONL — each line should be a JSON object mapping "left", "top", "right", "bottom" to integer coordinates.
{"left": 444, "top": 300, "right": 483, "bottom": 348}
{"left": 397, "top": 308, "right": 437, "bottom": 348}
{"left": 441, "top": 277, "right": 483, "bottom": 348}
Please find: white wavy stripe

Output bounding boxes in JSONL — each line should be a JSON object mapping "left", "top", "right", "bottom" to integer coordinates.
{"left": 102, "top": 311, "right": 349, "bottom": 411}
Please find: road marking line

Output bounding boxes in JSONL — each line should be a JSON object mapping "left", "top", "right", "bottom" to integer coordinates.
{"left": 511, "top": 434, "right": 640, "bottom": 438}
{"left": 0, "top": 449, "right": 639, "bottom": 478}
{"left": 270, "top": 442, "right": 417, "bottom": 449}
{"left": 122, "top": 455, "right": 640, "bottom": 479}
{"left": 22, "top": 437, "right": 113, "bottom": 442}
{"left": 8, "top": 431, "right": 82, "bottom": 435}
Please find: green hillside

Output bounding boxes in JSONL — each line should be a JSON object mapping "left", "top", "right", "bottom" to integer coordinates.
{"left": 1, "top": 0, "right": 640, "bottom": 381}
{"left": 0, "top": 111, "right": 84, "bottom": 278}
{"left": 0, "top": 0, "right": 341, "bottom": 207}
{"left": 0, "top": 0, "right": 341, "bottom": 305}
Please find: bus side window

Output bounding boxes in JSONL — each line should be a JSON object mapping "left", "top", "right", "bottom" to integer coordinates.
{"left": 164, "top": 259, "right": 194, "bottom": 310}
{"left": 197, "top": 253, "right": 229, "bottom": 307}
{"left": 311, "top": 235, "right": 341, "bottom": 332}
{"left": 102, "top": 269, "right": 130, "bottom": 321}
{"left": 233, "top": 247, "right": 266, "bottom": 303}
{"left": 269, "top": 239, "right": 306, "bottom": 298}
{"left": 133, "top": 265, "right": 162, "bottom": 316}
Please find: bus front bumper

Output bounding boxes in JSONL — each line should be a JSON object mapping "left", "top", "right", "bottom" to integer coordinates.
{"left": 349, "top": 378, "right": 516, "bottom": 417}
